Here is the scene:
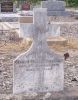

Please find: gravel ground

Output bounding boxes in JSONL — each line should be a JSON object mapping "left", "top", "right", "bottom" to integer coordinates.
{"left": 49, "top": 16, "right": 78, "bottom": 22}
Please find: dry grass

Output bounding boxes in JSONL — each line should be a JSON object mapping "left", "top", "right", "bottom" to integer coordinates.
{"left": 0, "top": 37, "right": 78, "bottom": 54}
{"left": 0, "top": 40, "right": 31, "bottom": 53}
{"left": 49, "top": 36, "right": 78, "bottom": 52}
{"left": 67, "top": 37, "right": 78, "bottom": 49}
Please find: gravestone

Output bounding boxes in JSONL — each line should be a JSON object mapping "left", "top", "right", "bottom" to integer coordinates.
{"left": 22, "top": 2, "right": 30, "bottom": 11}
{"left": 41, "top": 0, "right": 69, "bottom": 16}
{"left": 13, "top": 8, "right": 64, "bottom": 94}
{"left": 0, "top": 1, "right": 16, "bottom": 13}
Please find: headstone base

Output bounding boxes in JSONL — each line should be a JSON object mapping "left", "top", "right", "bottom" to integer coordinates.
{"left": 0, "top": 88, "right": 78, "bottom": 100}
{"left": 47, "top": 11, "right": 69, "bottom": 16}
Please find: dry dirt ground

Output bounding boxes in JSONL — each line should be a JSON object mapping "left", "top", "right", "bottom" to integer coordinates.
{"left": 0, "top": 35, "right": 78, "bottom": 99}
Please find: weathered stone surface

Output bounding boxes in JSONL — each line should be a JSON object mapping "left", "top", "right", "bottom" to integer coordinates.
{"left": 13, "top": 8, "right": 64, "bottom": 94}
{"left": 41, "top": 0, "right": 69, "bottom": 16}
{"left": 19, "top": 18, "right": 61, "bottom": 37}
{"left": 42, "top": 1, "right": 65, "bottom": 11}
{"left": 19, "top": 23, "right": 33, "bottom": 38}
{"left": 47, "top": 11, "right": 69, "bottom": 16}
{"left": 48, "top": 24, "right": 60, "bottom": 36}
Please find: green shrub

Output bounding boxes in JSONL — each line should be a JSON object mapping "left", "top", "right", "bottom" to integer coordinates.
{"left": 65, "top": 0, "right": 78, "bottom": 7}
{"left": 27, "top": 0, "right": 41, "bottom": 4}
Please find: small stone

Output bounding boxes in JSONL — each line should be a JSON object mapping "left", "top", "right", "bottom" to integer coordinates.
{"left": 71, "top": 78, "right": 77, "bottom": 82}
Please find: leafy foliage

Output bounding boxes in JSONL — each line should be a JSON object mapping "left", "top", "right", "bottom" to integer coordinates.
{"left": 65, "top": 0, "right": 78, "bottom": 7}
{"left": 13, "top": 0, "right": 41, "bottom": 4}
{"left": 27, "top": 0, "right": 41, "bottom": 4}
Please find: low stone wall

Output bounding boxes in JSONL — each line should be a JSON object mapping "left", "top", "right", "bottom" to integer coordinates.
{"left": 0, "top": 17, "right": 18, "bottom": 22}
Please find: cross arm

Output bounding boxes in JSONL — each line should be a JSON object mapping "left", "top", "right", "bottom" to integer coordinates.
{"left": 19, "top": 23, "right": 34, "bottom": 38}
{"left": 46, "top": 23, "right": 60, "bottom": 36}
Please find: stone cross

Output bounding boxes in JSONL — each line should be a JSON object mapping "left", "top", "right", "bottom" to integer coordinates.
{"left": 13, "top": 8, "right": 64, "bottom": 94}
{"left": 19, "top": 21, "right": 61, "bottom": 38}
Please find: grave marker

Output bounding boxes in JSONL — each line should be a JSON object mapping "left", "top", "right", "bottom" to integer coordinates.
{"left": 41, "top": 0, "right": 69, "bottom": 16}
{"left": 13, "top": 8, "right": 64, "bottom": 94}
{"left": 22, "top": 2, "right": 30, "bottom": 11}
{"left": 0, "top": 1, "right": 16, "bottom": 13}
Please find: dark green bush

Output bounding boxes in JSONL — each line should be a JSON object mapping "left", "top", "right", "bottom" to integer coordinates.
{"left": 65, "top": 0, "right": 78, "bottom": 7}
